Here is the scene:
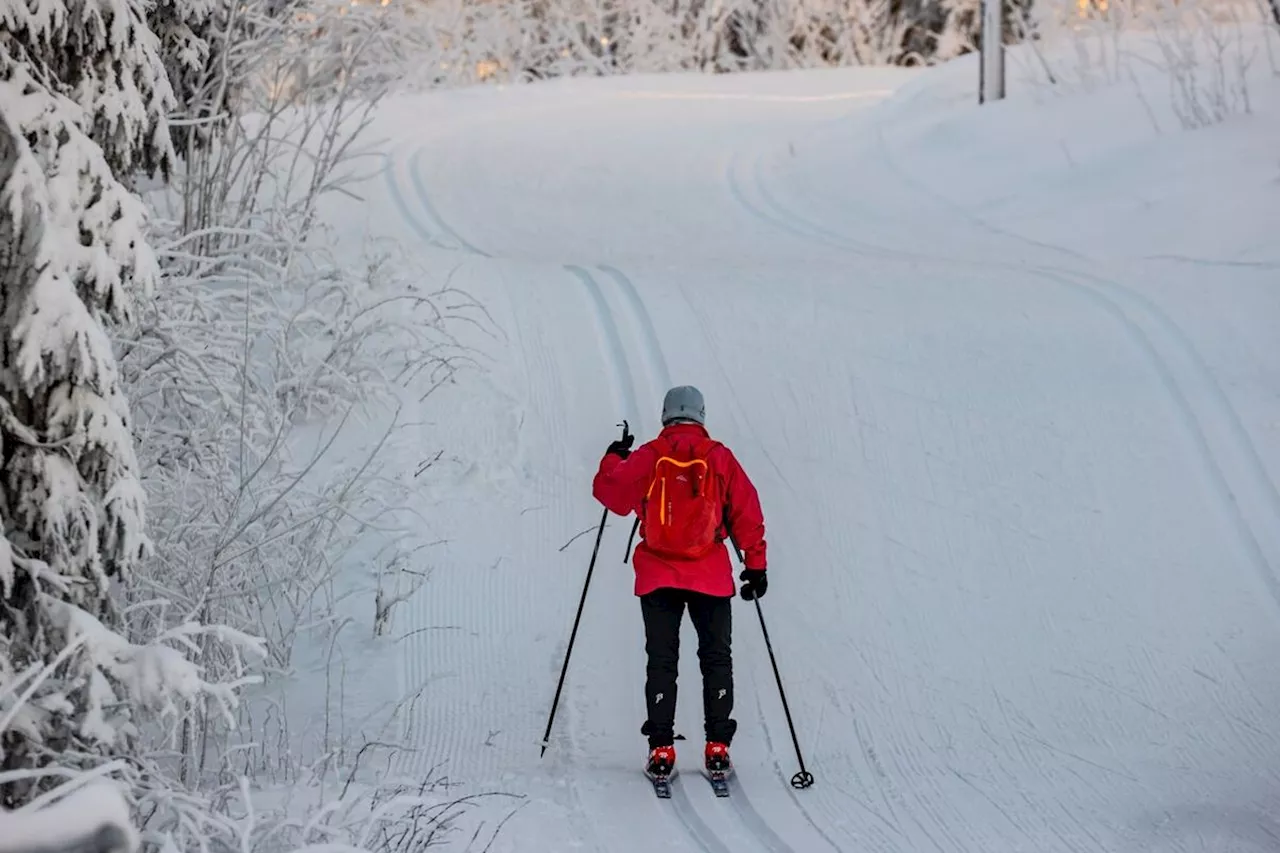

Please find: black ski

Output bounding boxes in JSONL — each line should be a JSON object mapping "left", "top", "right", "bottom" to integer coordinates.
{"left": 705, "top": 769, "right": 731, "bottom": 797}
{"left": 645, "top": 768, "right": 675, "bottom": 799}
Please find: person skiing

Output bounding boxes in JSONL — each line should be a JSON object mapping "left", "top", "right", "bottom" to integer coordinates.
{"left": 592, "top": 385, "right": 768, "bottom": 781}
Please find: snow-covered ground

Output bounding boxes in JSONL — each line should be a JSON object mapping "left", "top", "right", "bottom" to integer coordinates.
{"left": 300, "top": 39, "right": 1280, "bottom": 852}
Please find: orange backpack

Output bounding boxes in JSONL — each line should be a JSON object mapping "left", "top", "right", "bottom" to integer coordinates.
{"left": 642, "top": 437, "right": 724, "bottom": 559}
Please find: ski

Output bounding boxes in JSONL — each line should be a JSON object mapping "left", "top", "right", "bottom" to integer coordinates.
{"left": 644, "top": 768, "right": 674, "bottom": 799}
{"left": 704, "top": 769, "right": 731, "bottom": 797}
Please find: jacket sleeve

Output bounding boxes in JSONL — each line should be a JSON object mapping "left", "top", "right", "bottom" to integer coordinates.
{"left": 592, "top": 444, "right": 656, "bottom": 516}
{"left": 722, "top": 448, "right": 767, "bottom": 570}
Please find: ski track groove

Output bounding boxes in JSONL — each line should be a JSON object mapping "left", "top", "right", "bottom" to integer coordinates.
{"left": 668, "top": 778, "right": 736, "bottom": 853}
{"left": 563, "top": 263, "right": 739, "bottom": 852}
{"left": 522, "top": 299, "right": 606, "bottom": 851}
{"left": 879, "top": 128, "right": 1280, "bottom": 521}
{"left": 729, "top": 139, "right": 1165, "bottom": 853}
{"left": 383, "top": 148, "right": 443, "bottom": 249}
{"left": 726, "top": 776, "right": 798, "bottom": 853}
{"left": 724, "top": 148, "right": 916, "bottom": 265}
{"left": 588, "top": 262, "right": 808, "bottom": 853}
{"left": 727, "top": 148, "right": 922, "bottom": 853}
{"left": 569, "top": 260, "right": 814, "bottom": 853}
{"left": 866, "top": 124, "right": 1280, "bottom": 573}
{"left": 409, "top": 128, "right": 788, "bottom": 850}
{"left": 379, "top": 173, "right": 602, "bottom": 841}
{"left": 732, "top": 136, "right": 1280, "bottom": 613}
{"left": 742, "top": 614, "right": 852, "bottom": 853}
{"left": 409, "top": 147, "right": 491, "bottom": 256}
{"left": 565, "top": 265, "right": 641, "bottom": 424}
{"left": 504, "top": 257, "right": 632, "bottom": 852}
{"left": 668, "top": 276, "right": 800, "bottom": 500}
{"left": 597, "top": 264, "right": 673, "bottom": 392}
{"left": 663, "top": 271, "right": 853, "bottom": 850}
{"left": 391, "top": 88, "right": 1280, "bottom": 853}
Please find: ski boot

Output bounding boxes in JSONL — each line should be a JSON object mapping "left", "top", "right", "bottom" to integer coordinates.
{"left": 704, "top": 742, "right": 732, "bottom": 796}
{"left": 705, "top": 742, "right": 732, "bottom": 773}
{"left": 645, "top": 745, "right": 676, "bottom": 798}
{"left": 646, "top": 745, "right": 676, "bottom": 777}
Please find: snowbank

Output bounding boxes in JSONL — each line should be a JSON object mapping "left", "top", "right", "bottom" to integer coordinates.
{"left": 0, "top": 784, "right": 137, "bottom": 853}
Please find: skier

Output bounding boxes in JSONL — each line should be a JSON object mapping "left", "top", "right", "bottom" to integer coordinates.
{"left": 592, "top": 385, "right": 768, "bottom": 782}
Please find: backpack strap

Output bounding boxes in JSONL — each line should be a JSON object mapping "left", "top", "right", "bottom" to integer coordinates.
{"left": 641, "top": 436, "right": 673, "bottom": 514}
{"left": 691, "top": 439, "right": 727, "bottom": 539}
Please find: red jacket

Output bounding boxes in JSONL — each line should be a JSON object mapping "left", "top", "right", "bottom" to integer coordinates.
{"left": 592, "top": 422, "right": 767, "bottom": 597}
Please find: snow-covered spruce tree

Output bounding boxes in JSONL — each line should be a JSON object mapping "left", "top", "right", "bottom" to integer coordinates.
{"left": 148, "top": 0, "right": 229, "bottom": 157}
{"left": 0, "top": 78, "right": 153, "bottom": 813}
{"left": 0, "top": 0, "right": 250, "bottom": 811}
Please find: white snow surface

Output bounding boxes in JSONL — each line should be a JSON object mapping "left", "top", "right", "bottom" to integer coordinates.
{"left": 0, "top": 783, "right": 137, "bottom": 853}
{"left": 308, "top": 50, "right": 1280, "bottom": 852}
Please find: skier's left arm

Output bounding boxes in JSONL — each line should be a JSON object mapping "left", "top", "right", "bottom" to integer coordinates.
{"left": 592, "top": 444, "right": 656, "bottom": 516}
{"left": 722, "top": 449, "right": 767, "bottom": 570}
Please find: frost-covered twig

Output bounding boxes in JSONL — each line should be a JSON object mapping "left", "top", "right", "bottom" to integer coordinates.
{"left": 114, "top": 0, "right": 494, "bottom": 813}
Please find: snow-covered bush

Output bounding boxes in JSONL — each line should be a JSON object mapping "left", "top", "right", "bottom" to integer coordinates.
{"left": 115, "top": 0, "right": 489, "bottom": 804}
{"left": 383, "top": 0, "right": 985, "bottom": 83}
{"left": 1011, "top": 0, "right": 1269, "bottom": 128}
{"left": 6, "top": 0, "right": 491, "bottom": 844}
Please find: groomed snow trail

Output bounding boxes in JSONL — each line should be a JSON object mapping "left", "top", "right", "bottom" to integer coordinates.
{"left": 342, "top": 63, "right": 1280, "bottom": 851}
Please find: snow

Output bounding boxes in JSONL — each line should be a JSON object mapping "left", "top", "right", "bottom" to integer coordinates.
{"left": 294, "top": 30, "right": 1278, "bottom": 853}
{"left": 0, "top": 782, "right": 137, "bottom": 853}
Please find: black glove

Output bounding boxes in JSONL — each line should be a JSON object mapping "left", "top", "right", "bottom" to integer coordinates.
{"left": 739, "top": 568, "right": 767, "bottom": 601}
{"left": 606, "top": 432, "right": 635, "bottom": 459}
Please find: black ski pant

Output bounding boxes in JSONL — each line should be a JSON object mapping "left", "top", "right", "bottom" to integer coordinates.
{"left": 640, "top": 587, "right": 737, "bottom": 749}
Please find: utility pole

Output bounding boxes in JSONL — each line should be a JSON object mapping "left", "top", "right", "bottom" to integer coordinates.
{"left": 979, "top": 0, "right": 1005, "bottom": 103}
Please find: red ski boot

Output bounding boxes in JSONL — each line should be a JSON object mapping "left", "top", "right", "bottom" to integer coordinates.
{"left": 645, "top": 745, "right": 676, "bottom": 778}
{"left": 704, "top": 742, "right": 732, "bottom": 796}
{"left": 705, "top": 741, "right": 732, "bottom": 773}
{"left": 645, "top": 745, "right": 676, "bottom": 797}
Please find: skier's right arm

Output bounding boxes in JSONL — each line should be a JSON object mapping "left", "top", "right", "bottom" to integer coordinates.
{"left": 592, "top": 444, "right": 656, "bottom": 516}
{"left": 722, "top": 448, "right": 767, "bottom": 570}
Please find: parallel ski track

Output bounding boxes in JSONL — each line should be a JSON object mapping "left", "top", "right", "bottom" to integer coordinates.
{"left": 564, "top": 265, "right": 641, "bottom": 426}
{"left": 728, "top": 137, "right": 1280, "bottom": 612}
{"left": 409, "top": 148, "right": 492, "bottom": 256}
{"left": 670, "top": 779, "right": 735, "bottom": 853}
{"left": 383, "top": 146, "right": 444, "bottom": 250}
{"left": 863, "top": 123, "right": 1280, "bottom": 594}
{"left": 396, "top": 141, "right": 613, "bottom": 849}
{"left": 726, "top": 131, "right": 1280, "bottom": 852}
{"left": 525, "top": 279, "right": 607, "bottom": 851}
{"left": 728, "top": 775, "right": 801, "bottom": 853}
{"left": 664, "top": 268, "right": 801, "bottom": 503}
{"left": 597, "top": 264, "right": 673, "bottom": 394}
{"left": 662, "top": 251, "right": 843, "bottom": 849}
{"left": 601, "top": 263, "right": 828, "bottom": 851}
{"left": 400, "top": 125, "right": 880, "bottom": 853}
{"left": 567, "top": 262, "right": 803, "bottom": 853}
{"left": 388, "top": 142, "right": 774, "bottom": 846}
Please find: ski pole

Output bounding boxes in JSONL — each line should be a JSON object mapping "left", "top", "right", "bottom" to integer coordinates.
{"left": 540, "top": 421, "right": 630, "bottom": 757}
{"left": 623, "top": 517, "right": 639, "bottom": 563}
{"left": 734, "top": 545, "right": 815, "bottom": 789}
